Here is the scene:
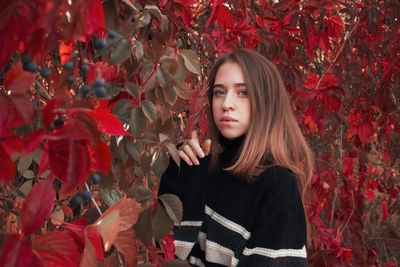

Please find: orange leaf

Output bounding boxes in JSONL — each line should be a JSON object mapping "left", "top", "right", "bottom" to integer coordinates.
{"left": 113, "top": 229, "right": 139, "bottom": 267}
{"left": 79, "top": 230, "right": 100, "bottom": 267}
{"left": 4, "top": 62, "right": 35, "bottom": 95}
{"left": 100, "top": 197, "right": 143, "bottom": 232}
{"left": 90, "top": 209, "right": 120, "bottom": 251}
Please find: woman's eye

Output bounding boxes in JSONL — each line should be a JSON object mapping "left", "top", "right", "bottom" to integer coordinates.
{"left": 214, "top": 90, "right": 225, "bottom": 96}
{"left": 238, "top": 90, "right": 248, "bottom": 96}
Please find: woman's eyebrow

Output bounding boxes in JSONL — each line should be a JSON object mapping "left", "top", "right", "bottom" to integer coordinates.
{"left": 213, "top": 83, "right": 247, "bottom": 88}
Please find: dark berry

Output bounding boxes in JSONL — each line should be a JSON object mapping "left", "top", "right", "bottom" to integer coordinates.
{"left": 80, "top": 64, "right": 90, "bottom": 73}
{"left": 40, "top": 67, "right": 52, "bottom": 78}
{"left": 148, "top": 33, "right": 154, "bottom": 40}
{"left": 54, "top": 118, "right": 64, "bottom": 127}
{"left": 23, "top": 62, "right": 39, "bottom": 73}
{"left": 91, "top": 174, "right": 100, "bottom": 184}
{"left": 131, "top": 17, "right": 135, "bottom": 23}
{"left": 21, "top": 54, "right": 31, "bottom": 64}
{"left": 108, "top": 30, "right": 116, "bottom": 39}
{"left": 94, "top": 39, "right": 107, "bottom": 50}
{"left": 94, "top": 77, "right": 105, "bottom": 86}
{"left": 64, "top": 61, "right": 74, "bottom": 70}
{"left": 82, "top": 189, "right": 92, "bottom": 200}
{"left": 70, "top": 195, "right": 83, "bottom": 206}
{"left": 95, "top": 87, "right": 107, "bottom": 98}
{"left": 66, "top": 75, "right": 75, "bottom": 84}
{"left": 81, "top": 84, "right": 90, "bottom": 94}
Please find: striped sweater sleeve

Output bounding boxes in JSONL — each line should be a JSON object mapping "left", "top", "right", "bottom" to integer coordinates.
{"left": 237, "top": 168, "right": 307, "bottom": 266}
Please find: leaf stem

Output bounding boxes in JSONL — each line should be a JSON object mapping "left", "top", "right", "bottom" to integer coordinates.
{"left": 85, "top": 182, "right": 102, "bottom": 216}
{"left": 315, "top": 17, "right": 360, "bottom": 90}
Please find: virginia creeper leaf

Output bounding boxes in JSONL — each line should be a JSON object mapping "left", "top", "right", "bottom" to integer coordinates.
{"left": 91, "top": 209, "right": 120, "bottom": 251}
{"left": 113, "top": 229, "right": 139, "bottom": 267}
{"left": 152, "top": 204, "right": 174, "bottom": 241}
{"left": 20, "top": 178, "right": 55, "bottom": 236}
{"left": 81, "top": 108, "right": 132, "bottom": 136}
{"left": 159, "top": 194, "right": 183, "bottom": 225}
{"left": 142, "top": 100, "right": 157, "bottom": 122}
{"left": 0, "top": 145, "right": 15, "bottom": 182}
{"left": 0, "top": 234, "right": 33, "bottom": 267}
{"left": 110, "top": 38, "right": 133, "bottom": 65}
{"left": 181, "top": 49, "right": 200, "bottom": 74}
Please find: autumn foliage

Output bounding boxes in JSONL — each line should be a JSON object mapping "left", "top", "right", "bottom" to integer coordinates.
{"left": 0, "top": 0, "right": 399, "bottom": 266}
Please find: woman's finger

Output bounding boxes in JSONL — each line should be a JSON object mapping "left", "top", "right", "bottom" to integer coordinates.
{"left": 178, "top": 149, "right": 194, "bottom": 166}
{"left": 202, "top": 139, "right": 212, "bottom": 155}
{"left": 188, "top": 138, "right": 205, "bottom": 158}
{"left": 181, "top": 144, "right": 200, "bottom": 165}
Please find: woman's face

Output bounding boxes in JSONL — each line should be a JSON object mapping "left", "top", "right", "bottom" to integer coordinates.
{"left": 212, "top": 62, "right": 251, "bottom": 140}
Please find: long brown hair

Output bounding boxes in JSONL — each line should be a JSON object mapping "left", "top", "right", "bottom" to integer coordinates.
{"left": 207, "top": 48, "right": 314, "bottom": 200}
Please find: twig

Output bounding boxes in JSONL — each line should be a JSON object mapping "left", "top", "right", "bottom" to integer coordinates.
{"left": 330, "top": 190, "right": 338, "bottom": 225}
{"left": 0, "top": 205, "right": 19, "bottom": 216}
{"left": 85, "top": 182, "right": 102, "bottom": 216}
{"left": 315, "top": 17, "right": 360, "bottom": 90}
{"left": 339, "top": 190, "right": 355, "bottom": 236}
{"left": 35, "top": 80, "right": 51, "bottom": 101}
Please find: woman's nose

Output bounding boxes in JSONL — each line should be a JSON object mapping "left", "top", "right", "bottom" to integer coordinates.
{"left": 222, "top": 93, "right": 235, "bottom": 110}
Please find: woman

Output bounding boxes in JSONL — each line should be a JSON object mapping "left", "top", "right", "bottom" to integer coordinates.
{"left": 158, "top": 48, "right": 313, "bottom": 266}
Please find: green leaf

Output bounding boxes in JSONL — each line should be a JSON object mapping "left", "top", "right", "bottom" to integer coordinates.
{"left": 152, "top": 204, "right": 173, "bottom": 240}
{"left": 130, "top": 107, "right": 147, "bottom": 137}
{"left": 125, "top": 82, "right": 139, "bottom": 99}
{"left": 161, "top": 57, "right": 179, "bottom": 75}
{"left": 159, "top": 133, "right": 169, "bottom": 143}
{"left": 128, "top": 186, "right": 154, "bottom": 205}
{"left": 110, "top": 38, "right": 133, "bottom": 65}
{"left": 152, "top": 150, "right": 169, "bottom": 177}
{"left": 134, "top": 40, "right": 144, "bottom": 60}
{"left": 133, "top": 11, "right": 151, "bottom": 28}
{"left": 165, "top": 143, "right": 180, "bottom": 167}
{"left": 145, "top": 5, "right": 168, "bottom": 32}
{"left": 162, "top": 83, "right": 177, "bottom": 105}
{"left": 94, "top": 33, "right": 123, "bottom": 58}
{"left": 141, "top": 149, "right": 153, "bottom": 174}
{"left": 126, "top": 141, "right": 141, "bottom": 162}
{"left": 156, "top": 66, "right": 170, "bottom": 88}
{"left": 181, "top": 49, "right": 200, "bottom": 74}
{"left": 112, "top": 98, "right": 132, "bottom": 123}
{"left": 159, "top": 194, "right": 183, "bottom": 225}
{"left": 133, "top": 208, "right": 153, "bottom": 247}
{"left": 17, "top": 154, "right": 33, "bottom": 172}
{"left": 142, "top": 100, "right": 157, "bottom": 122}
{"left": 101, "top": 189, "right": 123, "bottom": 206}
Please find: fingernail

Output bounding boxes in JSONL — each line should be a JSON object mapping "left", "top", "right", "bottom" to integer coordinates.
{"left": 195, "top": 160, "right": 200, "bottom": 165}
{"left": 199, "top": 151, "right": 205, "bottom": 158}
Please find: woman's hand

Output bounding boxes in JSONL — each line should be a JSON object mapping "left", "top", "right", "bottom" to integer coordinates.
{"left": 178, "top": 131, "right": 211, "bottom": 166}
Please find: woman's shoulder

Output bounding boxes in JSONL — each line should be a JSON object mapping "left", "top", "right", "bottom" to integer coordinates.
{"left": 258, "top": 165, "right": 297, "bottom": 188}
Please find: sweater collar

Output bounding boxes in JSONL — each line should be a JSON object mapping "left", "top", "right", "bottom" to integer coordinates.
{"left": 218, "top": 134, "right": 245, "bottom": 167}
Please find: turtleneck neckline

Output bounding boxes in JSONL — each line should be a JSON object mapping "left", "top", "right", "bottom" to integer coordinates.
{"left": 218, "top": 134, "right": 245, "bottom": 168}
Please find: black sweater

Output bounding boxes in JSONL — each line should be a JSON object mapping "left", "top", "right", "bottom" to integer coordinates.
{"left": 158, "top": 136, "right": 307, "bottom": 266}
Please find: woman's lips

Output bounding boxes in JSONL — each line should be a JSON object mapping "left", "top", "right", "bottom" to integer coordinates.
{"left": 220, "top": 116, "right": 237, "bottom": 124}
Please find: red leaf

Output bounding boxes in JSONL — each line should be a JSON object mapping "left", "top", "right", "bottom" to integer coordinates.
{"left": 59, "top": 41, "right": 73, "bottom": 66}
{"left": 113, "top": 229, "right": 139, "bottom": 266}
{"left": 358, "top": 122, "right": 374, "bottom": 143}
{"left": 90, "top": 140, "right": 112, "bottom": 174}
{"left": 86, "top": 0, "right": 105, "bottom": 36}
{"left": 205, "top": 0, "right": 223, "bottom": 29}
{"left": 20, "top": 178, "right": 55, "bottom": 236}
{"left": 24, "top": 129, "right": 45, "bottom": 156}
{"left": 32, "top": 230, "right": 80, "bottom": 266}
{"left": 0, "top": 94, "right": 24, "bottom": 134}
{"left": 321, "top": 93, "right": 340, "bottom": 113}
{"left": 81, "top": 108, "right": 132, "bottom": 136}
{"left": 80, "top": 230, "right": 100, "bottom": 267}
{"left": 319, "top": 33, "right": 330, "bottom": 54}
{"left": 0, "top": 234, "right": 33, "bottom": 267}
{"left": 0, "top": 145, "right": 16, "bottom": 182}
{"left": 181, "top": 6, "right": 193, "bottom": 27}
{"left": 48, "top": 139, "right": 91, "bottom": 194}
{"left": 160, "top": 234, "right": 175, "bottom": 260}
{"left": 86, "top": 227, "right": 104, "bottom": 260}
{"left": 216, "top": 5, "right": 235, "bottom": 29}
{"left": 4, "top": 62, "right": 35, "bottom": 95}
{"left": 42, "top": 98, "right": 62, "bottom": 128}
{"left": 381, "top": 202, "right": 388, "bottom": 223}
